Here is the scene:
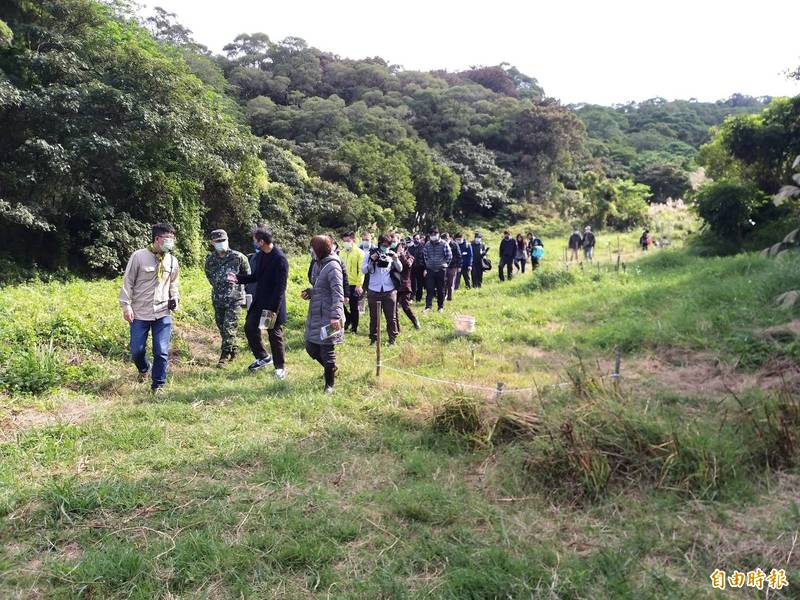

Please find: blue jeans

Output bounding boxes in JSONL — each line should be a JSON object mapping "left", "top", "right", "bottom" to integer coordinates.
{"left": 130, "top": 316, "right": 173, "bottom": 389}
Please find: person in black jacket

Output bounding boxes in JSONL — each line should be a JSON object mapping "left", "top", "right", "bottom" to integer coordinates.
{"left": 408, "top": 234, "right": 426, "bottom": 302}
{"left": 567, "top": 229, "right": 582, "bottom": 262}
{"left": 470, "top": 232, "right": 486, "bottom": 289}
{"left": 227, "top": 227, "right": 289, "bottom": 380}
{"left": 498, "top": 230, "right": 516, "bottom": 281}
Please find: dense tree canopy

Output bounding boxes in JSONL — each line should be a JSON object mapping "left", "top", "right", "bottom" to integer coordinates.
{"left": 0, "top": 0, "right": 270, "bottom": 273}
{"left": 0, "top": 0, "right": 786, "bottom": 276}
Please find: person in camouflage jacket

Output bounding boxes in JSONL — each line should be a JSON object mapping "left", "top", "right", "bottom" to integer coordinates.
{"left": 204, "top": 229, "right": 250, "bottom": 367}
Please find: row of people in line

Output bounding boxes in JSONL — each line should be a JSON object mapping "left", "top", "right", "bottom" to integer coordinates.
{"left": 119, "top": 224, "right": 506, "bottom": 395}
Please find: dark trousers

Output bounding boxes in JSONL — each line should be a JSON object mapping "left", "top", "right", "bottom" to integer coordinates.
{"left": 411, "top": 268, "right": 425, "bottom": 302}
{"left": 515, "top": 257, "right": 527, "bottom": 273}
{"left": 305, "top": 341, "right": 337, "bottom": 387}
{"left": 305, "top": 340, "right": 336, "bottom": 369}
{"left": 130, "top": 316, "right": 172, "bottom": 389}
{"left": 472, "top": 264, "right": 483, "bottom": 288}
{"left": 396, "top": 291, "right": 418, "bottom": 330}
{"left": 456, "top": 266, "right": 471, "bottom": 290}
{"left": 368, "top": 289, "right": 399, "bottom": 342}
{"left": 344, "top": 287, "right": 362, "bottom": 333}
{"left": 499, "top": 258, "right": 514, "bottom": 281}
{"left": 425, "top": 270, "right": 446, "bottom": 309}
{"left": 244, "top": 309, "right": 285, "bottom": 368}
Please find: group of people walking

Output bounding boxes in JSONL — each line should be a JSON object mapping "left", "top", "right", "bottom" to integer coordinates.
{"left": 497, "top": 230, "right": 545, "bottom": 281}
{"left": 567, "top": 226, "right": 597, "bottom": 262}
{"left": 118, "top": 224, "right": 513, "bottom": 396}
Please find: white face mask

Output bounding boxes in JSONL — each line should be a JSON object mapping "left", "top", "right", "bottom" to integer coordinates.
{"left": 430, "top": 235, "right": 439, "bottom": 242}
{"left": 161, "top": 238, "right": 175, "bottom": 252}
{"left": 343, "top": 242, "right": 353, "bottom": 250}
{"left": 214, "top": 241, "right": 228, "bottom": 252}
{"left": 360, "top": 241, "right": 371, "bottom": 250}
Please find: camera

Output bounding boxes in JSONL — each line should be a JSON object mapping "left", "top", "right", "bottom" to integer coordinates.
{"left": 370, "top": 250, "right": 390, "bottom": 268}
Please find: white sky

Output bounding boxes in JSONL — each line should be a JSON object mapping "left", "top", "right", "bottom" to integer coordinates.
{"left": 140, "top": 0, "right": 800, "bottom": 105}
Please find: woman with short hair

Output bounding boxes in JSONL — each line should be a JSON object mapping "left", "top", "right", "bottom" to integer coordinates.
{"left": 302, "top": 235, "right": 345, "bottom": 394}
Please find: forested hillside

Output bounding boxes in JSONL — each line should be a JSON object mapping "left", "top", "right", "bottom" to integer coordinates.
{"left": 576, "top": 96, "right": 771, "bottom": 201}
{"left": 0, "top": 0, "right": 790, "bottom": 277}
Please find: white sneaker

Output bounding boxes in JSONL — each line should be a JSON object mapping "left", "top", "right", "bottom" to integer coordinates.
{"left": 438, "top": 307, "right": 444, "bottom": 314}
{"left": 274, "top": 368, "right": 286, "bottom": 380}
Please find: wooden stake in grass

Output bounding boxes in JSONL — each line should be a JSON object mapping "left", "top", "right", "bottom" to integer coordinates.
{"left": 376, "top": 300, "right": 382, "bottom": 378}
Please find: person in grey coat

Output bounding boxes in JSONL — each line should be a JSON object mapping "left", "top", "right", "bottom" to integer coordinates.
{"left": 302, "top": 235, "right": 346, "bottom": 394}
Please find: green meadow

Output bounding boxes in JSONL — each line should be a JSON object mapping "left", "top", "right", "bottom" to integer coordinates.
{"left": 1, "top": 231, "right": 799, "bottom": 598}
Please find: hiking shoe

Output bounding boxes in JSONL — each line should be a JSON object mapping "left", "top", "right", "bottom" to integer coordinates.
{"left": 137, "top": 367, "right": 151, "bottom": 384}
{"left": 217, "top": 352, "right": 230, "bottom": 368}
{"left": 248, "top": 356, "right": 273, "bottom": 371}
{"left": 324, "top": 385, "right": 335, "bottom": 395}
{"left": 424, "top": 307, "right": 431, "bottom": 314}
{"left": 438, "top": 307, "right": 444, "bottom": 314}
{"left": 388, "top": 339, "right": 396, "bottom": 346}
{"left": 413, "top": 320, "right": 421, "bottom": 330}
{"left": 274, "top": 368, "right": 286, "bottom": 380}
{"left": 150, "top": 386, "right": 166, "bottom": 396}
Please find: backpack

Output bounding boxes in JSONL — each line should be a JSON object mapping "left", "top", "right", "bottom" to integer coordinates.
{"left": 482, "top": 256, "right": 492, "bottom": 272}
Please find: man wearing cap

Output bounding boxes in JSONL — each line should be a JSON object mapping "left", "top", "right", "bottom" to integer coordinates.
{"left": 204, "top": 229, "right": 250, "bottom": 367}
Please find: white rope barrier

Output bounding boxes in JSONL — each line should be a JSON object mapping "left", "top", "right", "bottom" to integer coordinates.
{"left": 378, "top": 362, "right": 620, "bottom": 395}
{"left": 378, "top": 361, "right": 576, "bottom": 395}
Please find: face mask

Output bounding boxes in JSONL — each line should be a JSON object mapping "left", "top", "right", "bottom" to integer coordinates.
{"left": 214, "top": 241, "right": 228, "bottom": 252}
{"left": 161, "top": 238, "right": 175, "bottom": 252}
{"left": 456, "top": 239, "right": 463, "bottom": 244}
{"left": 379, "top": 245, "right": 389, "bottom": 253}
{"left": 253, "top": 241, "right": 260, "bottom": 253}
{"left": 343, "top": 242, "right": 353, "bottom": 250}
{"left": 430, "top": 235, "right": 439, "bottom": 242}
{"left": 360, "top": 241, "right": 370, "bottom": 250}
{"left": 390, "top": 243, "right": 398, "bottom": 250}
{"left": 475, "top": 237, "right": 481, "bottom": 243}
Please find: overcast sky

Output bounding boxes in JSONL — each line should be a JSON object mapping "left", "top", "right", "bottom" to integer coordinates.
{"left": 139, "top": 0, "right": 799, "bottom": 106}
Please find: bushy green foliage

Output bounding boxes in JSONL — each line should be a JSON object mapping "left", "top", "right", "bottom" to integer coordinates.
{"left": 0, "top": 0, "right": 265, "bottom": 273}
{"left": 0, "top": 343, "right": 63, "bottom": 395}
{"left": 693, "top": 180, "right": 770, "bottom": 243}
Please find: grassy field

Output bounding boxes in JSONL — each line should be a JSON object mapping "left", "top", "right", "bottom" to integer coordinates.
{"left": 1, "top": 230, "right": 799, "bottom": 599}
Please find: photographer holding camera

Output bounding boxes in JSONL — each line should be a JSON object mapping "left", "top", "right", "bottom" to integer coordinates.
{"left": 361, "top": 233, "right": 402, "bottom": 345}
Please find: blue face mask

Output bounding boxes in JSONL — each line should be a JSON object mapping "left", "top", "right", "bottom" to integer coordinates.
{"left": 252, "top": 241, "right": 260, "bottom": 253}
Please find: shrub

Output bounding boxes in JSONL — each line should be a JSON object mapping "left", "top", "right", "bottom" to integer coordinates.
{"left": 693, "top": 180, "right": 770, "bottom": 245}
{"left": 0, "top": 343, "right": 64, "bottom": 395}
